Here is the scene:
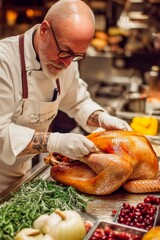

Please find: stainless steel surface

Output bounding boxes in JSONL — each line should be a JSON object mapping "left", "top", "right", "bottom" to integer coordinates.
{"left": 79, "top": 54, "right": 143, "bottom": 115}
{"left": 79, "top": 53, "right": 113, "bottom": 84}
{"left": 1, "top": 158, "right": 160, "bottom": 227}
{"left": 0, "top": 160, "right": 50, "bottom": 202}
{"left": 124, "top": 92, "right": 147, "bottom": 113}
{"left": 155, "top": 206, "right": 160, "bottom": 226}
{"left": 79, "top": 53, "right": 138, "bottom": 88}
{"left": 86, "top": 191, "right": 160, "bottom": 223}
{"left": 116, "top": 104, "right": 160, "bottom": 122}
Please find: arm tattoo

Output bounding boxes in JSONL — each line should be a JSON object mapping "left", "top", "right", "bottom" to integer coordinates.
{"left": 32, "top": 132, "right": 49, "bottom": 152}
{"left": 87, "top": 111, "right": 103, "bottom": 126}
{"left": 19, "top": 132, "right": 50, "bottom": 156}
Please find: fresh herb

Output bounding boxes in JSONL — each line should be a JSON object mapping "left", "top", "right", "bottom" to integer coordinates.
{"left": 0, "top": 179, "right": 92, "bottom": 240}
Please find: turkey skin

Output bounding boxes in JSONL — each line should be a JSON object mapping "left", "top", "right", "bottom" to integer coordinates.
{"left": 46, "top": 130, "right": 160, "bottom": 195}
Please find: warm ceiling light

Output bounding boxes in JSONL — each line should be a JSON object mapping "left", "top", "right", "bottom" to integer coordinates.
{"left": 26, "top": 9, "right": 35, "bottom": 18}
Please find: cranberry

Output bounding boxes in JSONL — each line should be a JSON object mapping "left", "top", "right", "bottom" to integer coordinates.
{"left": 111, "top": 209, "right": 117, "bottom": 216}
{"left": 103, "top": 226, "right": 111, "bottom": 236}
{"left": 133, "top": 236, "right": 142, "bottom": 240}
{"left": 117, "top": 196, "right": 158, "bottom": 230}
{"left": 144, "top": 195, "right": 160, "bottom": 205}
{"left": 85, "top": 221, "right": 93, "bottom": 233}
{"left": 123, "top": 202, "right": 131, "bottom": 209}
{"left": 118, "top": 216, "right": 125, "bottom": 224}
{"left": 93, "top": 228, "right": 105, "bottom": 239}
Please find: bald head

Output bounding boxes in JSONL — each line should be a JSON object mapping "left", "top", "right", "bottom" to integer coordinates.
{"left": 44, "top": 0, "right": 95, "bottom": 41}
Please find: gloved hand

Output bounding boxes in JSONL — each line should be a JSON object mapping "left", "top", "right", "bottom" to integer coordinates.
{"left": 47, "top": 132, "right": 98, "bottom": 160}
{"left": 98, "top": 112, "right": 132, "bottom": 131}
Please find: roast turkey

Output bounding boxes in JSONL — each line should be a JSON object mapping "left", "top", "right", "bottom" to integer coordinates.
{"left": 45, "top": 130, "right": 160, "bottom": 195}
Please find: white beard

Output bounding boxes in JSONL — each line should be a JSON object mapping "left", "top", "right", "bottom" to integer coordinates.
{"left": 39, "top": 38, "right": 64, "bottom": 79}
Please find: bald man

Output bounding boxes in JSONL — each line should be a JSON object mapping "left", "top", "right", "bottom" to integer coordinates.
{"left": 0, "top": 0, "right": 131, "bottom": 193}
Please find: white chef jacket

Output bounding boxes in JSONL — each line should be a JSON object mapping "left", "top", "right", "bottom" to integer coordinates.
{"left": 0, "top": 25, "right": 103, "bottom": 193}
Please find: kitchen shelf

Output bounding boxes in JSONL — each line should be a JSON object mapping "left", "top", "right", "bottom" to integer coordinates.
{"left": 0, "top": 0, "right": 58, "bottom": 37}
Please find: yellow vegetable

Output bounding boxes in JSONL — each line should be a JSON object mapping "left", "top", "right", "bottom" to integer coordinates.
{"left": 142, "top": 226, "right": 160, "bottom": 240}
{"left": 130, "top": 116, "right": 159, "bottom": 135}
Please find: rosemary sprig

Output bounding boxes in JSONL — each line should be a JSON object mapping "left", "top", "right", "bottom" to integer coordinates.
{"left": 0, "top": 179, "right": 92, "bottom": 240}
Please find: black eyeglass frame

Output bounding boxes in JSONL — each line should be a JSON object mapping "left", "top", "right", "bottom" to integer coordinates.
{"left": 49, "top": 24, "right": 86, "bottom": 62}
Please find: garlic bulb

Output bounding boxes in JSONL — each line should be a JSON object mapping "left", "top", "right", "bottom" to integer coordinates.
{"left": 34, "top": 213, "right": 61, "bottom": 234}
{"left": 33, "top": 214, "right": 50, "bottom": 232}
{"left": 14, "top": 228, "right": 53, "bottom": 240}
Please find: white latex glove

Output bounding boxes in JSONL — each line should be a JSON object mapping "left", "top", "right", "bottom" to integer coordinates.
{"left": 98, "top": 112, "right": 132, "bottom": 131}
{"left": 47, "top": 132, "right": 98, "bottom": 160}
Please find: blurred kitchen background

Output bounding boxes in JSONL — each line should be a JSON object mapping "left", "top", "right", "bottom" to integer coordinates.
{"left": 1, "top": 0, "right": 160, "bottom": 133}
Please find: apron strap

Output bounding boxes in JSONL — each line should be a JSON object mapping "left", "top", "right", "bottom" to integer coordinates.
{"left": 19, "top": 34, "right": 28, "bottom": 99}
{"left": 56, "top": 78, "right": 61, "bottom": 95}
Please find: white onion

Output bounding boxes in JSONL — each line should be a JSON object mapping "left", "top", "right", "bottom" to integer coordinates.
{"left": 33, "top": 209, "right": 86, "bottom": 240}
{"left": 48, "top": 209, "right": 86, "bottom": 240}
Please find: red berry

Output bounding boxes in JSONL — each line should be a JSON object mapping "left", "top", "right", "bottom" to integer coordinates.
{"left": 111, "top": 209, "right": 117, "bottom": 216}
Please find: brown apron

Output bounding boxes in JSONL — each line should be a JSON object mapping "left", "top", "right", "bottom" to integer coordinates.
{"left": 0, "top": 34, "right": 60, "bottom": 193}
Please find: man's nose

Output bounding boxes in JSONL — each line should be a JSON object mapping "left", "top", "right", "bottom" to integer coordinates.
{"left": 60, "top": 57, "right": 73, "bottom": 67}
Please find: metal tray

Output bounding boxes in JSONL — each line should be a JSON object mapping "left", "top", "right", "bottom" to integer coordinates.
{"left": 84, "top": 220, "right": 147, "bottom": 240}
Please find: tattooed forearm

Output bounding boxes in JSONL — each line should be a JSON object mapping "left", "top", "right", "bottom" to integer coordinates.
{"left": 32, "top": 132, "right": 50, "bottom": 152}
{"left": 87, "top": 110, "right": 103, "bottom": 127}
{"left": 19, "top": 132, "right": 50, "bottom": 156}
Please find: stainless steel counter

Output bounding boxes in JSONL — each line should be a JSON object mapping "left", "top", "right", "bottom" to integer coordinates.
{"left": 1, "top": 159, "right": 160, "bottom": 225}
{"left": 0, "top": 160, "right": 50, "bottom": 202}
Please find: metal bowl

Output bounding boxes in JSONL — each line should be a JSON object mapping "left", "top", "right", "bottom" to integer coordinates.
{"left": 124, "top": 93, "right": 148, "bottom": 113}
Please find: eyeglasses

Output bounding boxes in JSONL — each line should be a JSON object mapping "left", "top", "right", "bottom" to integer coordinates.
{"left": 50, "top": 25, "right": 86, "bottom": 62}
